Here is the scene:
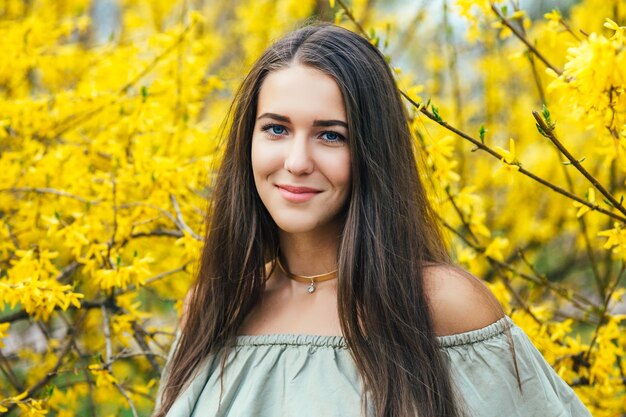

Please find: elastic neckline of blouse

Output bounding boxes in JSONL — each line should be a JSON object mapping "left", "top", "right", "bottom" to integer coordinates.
{"left": 234, "top": 316, "right": 514, "bottom": 349}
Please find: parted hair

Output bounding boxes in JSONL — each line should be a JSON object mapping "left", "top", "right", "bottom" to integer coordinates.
{"left": 154, "top": 20, "right": 466, "bottom": 417}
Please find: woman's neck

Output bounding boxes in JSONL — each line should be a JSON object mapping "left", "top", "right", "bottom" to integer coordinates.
{"left": 278, "top": 223, "right": 342, "bottom": 277}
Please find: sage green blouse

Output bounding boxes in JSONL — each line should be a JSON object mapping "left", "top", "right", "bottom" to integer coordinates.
{"left": 155, "top": 316, "right": 591, "bottom": 417}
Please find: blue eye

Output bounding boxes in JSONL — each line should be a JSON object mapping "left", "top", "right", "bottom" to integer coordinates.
{"left": 269, "top": 125, "right": 286, "bottom": 135}
{"left": 261, "top": 124, "right": 287, "bottom": 138}
{"left": 321, "top": 132, "right": 345, "bottom": 143}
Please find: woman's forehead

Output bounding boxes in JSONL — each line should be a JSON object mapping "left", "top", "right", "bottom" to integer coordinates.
{"left": 256, "top": 65, "right": 347, "bottom": 125}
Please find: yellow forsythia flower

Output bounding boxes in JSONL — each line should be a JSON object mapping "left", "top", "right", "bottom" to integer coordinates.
{"left": 573, "top": 187, "right": 596, "bottom": 218}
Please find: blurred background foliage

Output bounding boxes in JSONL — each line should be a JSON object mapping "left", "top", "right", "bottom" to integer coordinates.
{"left": 0, "top": 0, "right": 625, "bottom": 415}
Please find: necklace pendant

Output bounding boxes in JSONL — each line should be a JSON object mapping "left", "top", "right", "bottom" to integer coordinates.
{"left": 307, "top": 282, "right": 315, "bottom": 294}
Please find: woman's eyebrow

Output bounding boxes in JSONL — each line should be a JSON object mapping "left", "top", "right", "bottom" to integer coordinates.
{"left": 256, "top": 113, "right": 289, "bottom": 123}
{"left": 313, "top": 119, "right": 348, "bottom": 128}
{"left": 257, "top": 112, "right": 348, "bottom": 129}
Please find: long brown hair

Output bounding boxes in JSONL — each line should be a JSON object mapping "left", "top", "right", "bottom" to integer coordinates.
{"left": 155, "top": 21, "right": 464, "bottom": 417}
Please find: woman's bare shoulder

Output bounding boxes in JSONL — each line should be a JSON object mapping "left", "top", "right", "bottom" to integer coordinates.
{"left": 422, "top": 263, "right": 504, "bottom": 337}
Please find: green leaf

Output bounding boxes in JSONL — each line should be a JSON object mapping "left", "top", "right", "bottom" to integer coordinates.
{"left": 44, "top": 384, "right": 55, "bottom": 398}
{"left": 431, "top": 104, "right": 443, "bottom": 123}
{"left": 541, "top": 104, "right": 551, "bottom": 121}
{"left": 141, "top": 86, "right": 149, "bottom": 102}
{"left": 541, "top": 104, "right": 556, "bottom": 129}
{"left": 562, "top": 157, "right": 585, "bottom": 165}
{"left": 535, "top": 122, "right": 549, "bottom": 138}
{"left": 479, "top": 125, "right": 487, "bottom": 143}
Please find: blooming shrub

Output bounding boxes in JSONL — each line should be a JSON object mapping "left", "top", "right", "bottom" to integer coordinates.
{"left": 0, "top": 0, "right": 624, "bottom": 415}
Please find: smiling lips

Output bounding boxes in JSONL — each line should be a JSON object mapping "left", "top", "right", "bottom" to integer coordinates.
{"left": 276, "top": 184, "right": 321, "bottom": 203}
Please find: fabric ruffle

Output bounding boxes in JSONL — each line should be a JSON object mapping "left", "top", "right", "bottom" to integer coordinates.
{"left": 156, "top": 316, "right": 591, "bottom": 417}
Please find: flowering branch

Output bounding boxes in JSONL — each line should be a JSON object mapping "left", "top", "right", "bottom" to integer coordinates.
{"left": 112, "top": 380, "right": 140, "bottom": 417}
{"left": 3, "top": 322, "right": 78, "bottom": 414}
{"left": 439, "top": 217, "right": 596, "bottom": 313}
{"left": 585, "top": 262, "right": 626, "bottom": 361}
{"left": 409, "top": 95, "right": 626, "bottom": 223}
{"left": 533, "top": 110, "right": 626, "bottom": 220}
{"left": 490, "top": 4, "right": 563, "bottom": 76}
{"left": 335, "top": 0, "right": 367, "bottom": 38}
{"left": 0, "top": 349, "right": 23, "bottom": 392}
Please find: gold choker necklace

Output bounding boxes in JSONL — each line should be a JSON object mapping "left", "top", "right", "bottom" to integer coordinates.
{"left": 275, "top": 257, "right": 338, "bottom": 294}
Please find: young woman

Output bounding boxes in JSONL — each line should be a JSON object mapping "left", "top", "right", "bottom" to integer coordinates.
{"left": 153, "top": 21, "right": 591, "bottom": 417}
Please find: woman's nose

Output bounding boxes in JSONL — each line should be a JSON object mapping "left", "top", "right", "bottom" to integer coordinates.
{"left": 284, "top": 135, "right": 314, "bottom": 175}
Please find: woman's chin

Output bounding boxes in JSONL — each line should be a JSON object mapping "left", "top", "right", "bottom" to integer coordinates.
{"left": 273, "top": 216, "right": 345, "bottom": 236}
{"left": 274, "top": 221, "right": 318, "bottom": 235}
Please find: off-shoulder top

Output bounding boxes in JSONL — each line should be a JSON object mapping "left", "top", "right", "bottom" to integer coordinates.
{"left": 155, "top": 316, "right": 591, "bottom": 417}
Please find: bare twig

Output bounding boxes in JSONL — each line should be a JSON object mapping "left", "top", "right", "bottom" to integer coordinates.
{"left": 113, "top": 380, "right": 140, "bottom": 417}
{"left": 445, "top": 187, "right": 481, "bottom": 245}
{"left": 0, "top": 349, "right": 23, "bottom": 392}
{"left": 559, "top": 18, "right": 582, "bottom": 41}
{"left": 490, "top": 4, "right": 563, "bottom": 76}
{"left": 57, "top": 261, "right": 80, "bottom": 283}
{"left": 101, "top": 305, "right": 113, "bottom": 363}
{"left": 533, "top": 111, "right": 626, "bottom": 219}
{"left": 120, "top": 201, "right": 182, "bottom": 232}
{"left": 0, "top": 187, "right": 99, "bottom": 204}
{"left": 443, "top": 0, "right": 465, "bottom": 130}
{"left": 58, "top": 311, "right": 96, "bottom": 417}
{"left": 335, "top": 0, "right": 368, "bottom": 37}
{"left": 584, "top": 262, "right": 626, "bottom": 361}
{"left": 116, "top": 263, "right": 190, "bottom": 295}
{"left": 129, "top": 229, "right": 185, "bottom": 239}
{"left": 170, "top": 194, "right": 202, "bottom": 240}
{"left": 130, "top": 321, "right": 162, "bottom": 375}
{"left": 510, "top": 3, "right": 546, "bottom": 104}
{"left": 549, "top": 138, "right": 606, "bottom": 298}
{"left": 111, "top": 349, "right": 167, "bottom": 361}
{"left": 491, "top": 264, "right": 544, "bottom": 326}
{"left": 106, "top": 174, "right": 119, "bottom": 265}
{"left": 96, "top": 307, "right": 161, "bottom": 416}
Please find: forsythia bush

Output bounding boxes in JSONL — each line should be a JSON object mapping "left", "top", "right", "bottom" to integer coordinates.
{"left": 0, "top": 0, "right": 624, "bottom": 415}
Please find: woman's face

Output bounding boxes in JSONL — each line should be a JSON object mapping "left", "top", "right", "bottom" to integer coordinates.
{"left": 251, "top": 64, "right": 351, "bottom": 235}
